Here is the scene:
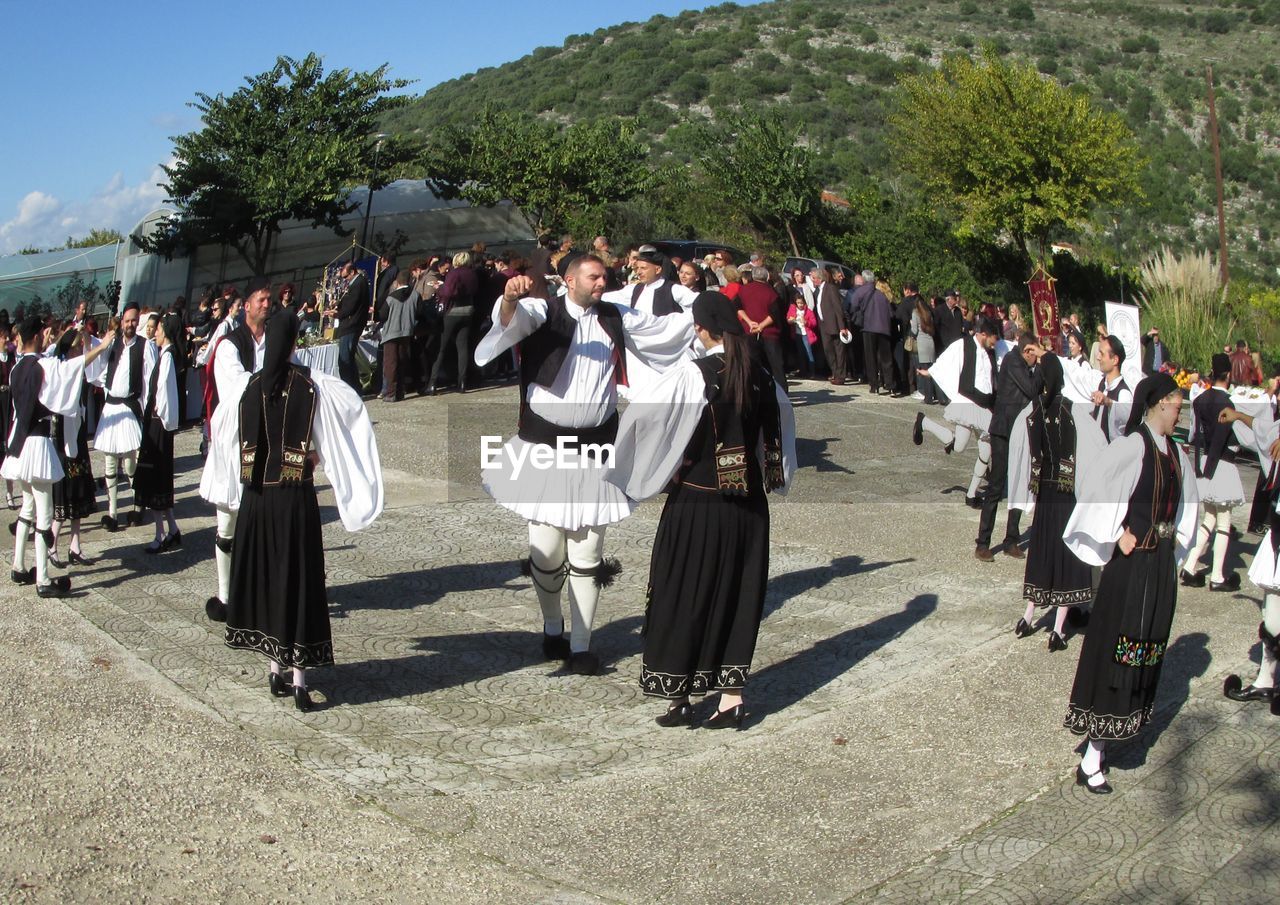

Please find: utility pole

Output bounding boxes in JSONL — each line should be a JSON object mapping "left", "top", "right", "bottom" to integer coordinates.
{"left": 1206, "top": 65, "right": 1230, "bottom": 286}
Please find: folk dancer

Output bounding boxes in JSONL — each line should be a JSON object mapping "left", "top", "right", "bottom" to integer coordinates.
{"left": 4, "top": 318, "right": 111, "bottom": 597}
{"left": 134, "top": 314, "right": 182, "bottom": 554}
{"left": 91, "top": 303, "right": 155, "bottom": 532}
{"left": 199, "top": 279, "right": 271, "bottom": 621}
{"left": 474, "top": 255, "right": 695, "bottom": 675}
{"left": 1215, "top": 385, "right": 1280, "bottom": 715}
{"left": 223, "top": 312, "right": 383, "bottom": 711}
{"left": 912, "top": 317, "right": 1002, "bottom": 508}
{"left": 49, "top": 329, "right": 100, "bottom": 567}
{"left": 607, "top": 292, "right": 795, "bottom": 728}
{"left": 1180, "top": 354, "right": 1245, "bottom": 591}
{"left": 1061, "top": 374, "right": 1198, "bottom": 793}
{"left": 1007, "top": 354, "right": 1108, "bottom": 650}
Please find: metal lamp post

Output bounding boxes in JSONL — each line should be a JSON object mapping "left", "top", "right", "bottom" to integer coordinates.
{"left": 358, "top": 133, "right": 388, "bottom": 254}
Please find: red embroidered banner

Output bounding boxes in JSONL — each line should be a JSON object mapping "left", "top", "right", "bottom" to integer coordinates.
{"left": 1027, "top": 266, "right": 1059, "bottom": 345}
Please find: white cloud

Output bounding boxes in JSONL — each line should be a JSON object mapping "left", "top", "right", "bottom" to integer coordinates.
{"left": 0, "top": 166, "right": 170, "bottom": 255}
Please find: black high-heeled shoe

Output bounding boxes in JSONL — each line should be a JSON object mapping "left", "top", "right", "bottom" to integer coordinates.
{"left": 48, "top": 550, "right": 66, "bottom": 569}
{"left": 1014, "top": 617, "right": 1034, "bottom": 638}
{"left": 11, "top": 567, "right": 35, "bottom": 585}
{"left": 1048, "top": 631, "right": 1068, "bottom": 652}
{"left": 268, "top": 672, "right": 292, "bottom": 698}
{"left": 161, "top": 529, "right": 182, "bottom": 551}
{"left": 67, "top": 550, "right": 94, "bottom": 566}
{"left": 293, "top": 684, "right": 314, "bottom": 712}
{"left": 655, "top": 702, "right": 694, "bottom": 728}
{"left": 144, "top": 538, "right": 164, "bottom": 555}
{"left": 703, "top": 703, "right": 745, "bottom": 730}
{"left": 1075, "top": 764, "right": 1112, "bottom": 794}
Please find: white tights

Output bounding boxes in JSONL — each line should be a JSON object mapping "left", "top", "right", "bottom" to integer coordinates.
{"left": 528, "top": 521, "right": 606, "bottom": 653}
{"left": 103, "top": 452, "right": 137, "bottom": 520}
{"left": 1186, "top": 503, "right": 1233, "bottom": 583}
{"left": 13, "top": 480, "right": 53, "bottom": 586}
{"left": 920, "top": 420, "right": 990, "bottom": 498}
{"left": 215, "top": 506, "right": 237, "bottom": 604}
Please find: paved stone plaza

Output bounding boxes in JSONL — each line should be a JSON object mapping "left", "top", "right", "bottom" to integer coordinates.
{"left": 2, "top": 380, "right": 1277, "bottom": 903}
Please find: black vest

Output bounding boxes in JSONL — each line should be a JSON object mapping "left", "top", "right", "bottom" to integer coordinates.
{"left": 517, "top": 296, "right": 628, "bottom": 445}
{"left": 632, "top": 280, "right": 680, "bottom": 316}
{"left": 105, "top": 335, "right": 146, "bottom": 421}
{"left": 958, "top": 337, "right": 996, "bottom": 410}
{"left": 239, "top": 366, "right": 317, "bottom": 487}
{"left": 224, "top": 323, "right": 258, "bottom": 374}
{"left": 7, "top": 355, "right": 53, "bottom": 458}
{"left": 1191, "top": 387, "right": 1235, "bottom": 479}
{"left": 1124, "top": 426, "right": 1182, "bottom": 550}
{"left": 1091, "top": 375, "right": 1128, "bottom": 441}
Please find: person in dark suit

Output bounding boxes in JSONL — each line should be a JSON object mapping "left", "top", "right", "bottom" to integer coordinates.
{"left": 329, "top": 261, "right": 371, "bottom": 395}
{"left": 1140, "top": 327, "right": 1170, "bottom": 375}
{"left": 810, "top": 268, "right": 848, "bottom": 385}
{"left": 934, "top": 289, "right": 966, "bottom": 352}
{"left": 369, "top": 255, "right": 399, "bottom": 397}
{"left": 975, "top": 333, "right": 1043, "bottom": 561}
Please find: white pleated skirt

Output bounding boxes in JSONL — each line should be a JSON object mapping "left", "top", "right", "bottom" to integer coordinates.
{"left": 0, "top": 437, "right": 64, "bottom": 484}
{"left": 1249, "top": 531, "right": 1280, "bottom": 591}
{"left": 93, "top": 403, "right": 142, "bottom": 456}
{"left": 1196, "top": 462, "right": 1245, "bottom": 508}
{"left": 481, "top": 436, "right": 636, "bottom": 531}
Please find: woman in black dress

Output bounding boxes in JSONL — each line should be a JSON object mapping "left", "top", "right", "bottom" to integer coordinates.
{"left": 1060, "top": 373, "right": 1198, "bottom": 793}
{"left": 133, "top": 313, "right": 181, "bottom": 553}
{"left": 1008, "top": 353, "right": 1107, "bottom": 651}
{"left": 620, "top": 292, "right": 792, "bottom": 729}
{"left": 49, "top": 329, "right": 98, "bottom": 567}
{"left": 224, "top": 312, "right": 384, "bottom": 711}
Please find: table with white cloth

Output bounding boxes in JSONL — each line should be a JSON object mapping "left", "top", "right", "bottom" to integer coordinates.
{"left": 295, "top": 343, "right": 340, "bottom": 377}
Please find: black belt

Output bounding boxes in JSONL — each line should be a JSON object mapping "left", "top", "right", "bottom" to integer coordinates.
{"left": 105, "top": 394, "right": 139, "bottom": 406}
{"left": 518, "top": 408, "right": 619, "bottom": 448}
{"left": 26, "top": 420, "right": 52, "bottom": 438}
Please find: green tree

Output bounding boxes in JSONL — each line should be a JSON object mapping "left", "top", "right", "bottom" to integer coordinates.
{"left": 421, "top": 108, "right": 651, "bottom": 238}
{"left": 64, "top": 228, "right": 124, "bottom": 249}
{"left": 890, "top": 51, "right": 1143, "bottom": 264}
{"left": 691, "top": 109, "right": 822, "bottom": 256}
{"left": 140, "top": 54, "right": 415, "bottom": 275}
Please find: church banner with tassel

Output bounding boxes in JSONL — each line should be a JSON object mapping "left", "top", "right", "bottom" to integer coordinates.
{"left": 1026, "top": 265, "right": 1059, "bottom": 347}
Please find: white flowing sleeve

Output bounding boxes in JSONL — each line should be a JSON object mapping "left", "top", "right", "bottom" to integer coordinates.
{"left": 474, "top": 297, "right": 548, "bottom": 366}
{"left": 620, "top": 307, "right": 696, "bottom": 372}
{"left": 600, "top": 287, "right": 633, "bottom": 305}
{"left": 213, "top": 336, "right": 254, "bottom": 401}
{"left": 671, "top": 284, "right": 700, "bottom": 310}
{"left": 199, "top": 399, "right": 242, "bottom": 508}
{"left": 1072, "top": 401, "right": 1110, "bottom": 488}
{"left": 1110, "top": 386, "right": 1133, "bottom": 439}
{"left": 1063, "top": 432, "right": 1145, "bottom": 567}
{"left": 1007, "top": 402, "right": 1035, "bottom": 513}
{"left": 927, "top": 340, "right": 963, "bottom": 401}
{"left": 37, "top": 357, "right": 87, "bottom": 417}
{"left": 1175, "top": 446, "right": 1200, "bottom": 563}
{"left": 1059, "top": 357, "right": 1103, "bottom": 405}
{"left": 771, "top": 379, "right": 798, "bottom": 495}
{"left": 310, "top": 371, "right": 384, "bottom": 532}
{"left": 155, "top": 353, "right": 178, "bottom": 431}
{"left": 605, "top": 359, "right": 709, "bottom": 501}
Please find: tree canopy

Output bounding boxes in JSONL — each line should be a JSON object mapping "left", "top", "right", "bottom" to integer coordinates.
{"left": 421, "top": 108, "right": 651, "bottom": 238}
{"left": 890, "top": 51, "right": 1143, "bottom": 264}
{"left": 141, "top": 53, "right": 415, "bottom": 275}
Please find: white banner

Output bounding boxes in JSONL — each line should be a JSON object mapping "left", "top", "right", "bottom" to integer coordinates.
{"left": 1105, "top": 301, "right": 1144, "bottom": 385}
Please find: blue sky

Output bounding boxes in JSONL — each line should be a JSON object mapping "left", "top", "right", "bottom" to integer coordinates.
{"left": 0, "top": 0, "right": 750, "bottom": 256}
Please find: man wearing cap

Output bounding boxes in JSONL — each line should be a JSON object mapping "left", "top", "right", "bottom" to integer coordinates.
{"left": 603, "top": 246, "right": 697, "bottom": 317}
{"left": 913, "top": 317, "right": 1002, "bottom": 508}
{"left": 474, "top": 254, "right": 694, "bottom": 675}
{"left": 199, "top": 277, "right": 272, "bottom": 622}
{"left": 1089, "top": 336, "right": 1133, "bottom": 442}
{"left": 90, "top": 301, "right": 156, "bottom": 531}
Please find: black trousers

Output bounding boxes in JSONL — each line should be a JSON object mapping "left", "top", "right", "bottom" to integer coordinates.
{"left": 754, "top": 337, "right": 787, "bottom": 390}
{"left": 820, "top": 331, "right": 846, "bottom": 382}
{"left": 862, "top": 332, "right": 891, "bottom": 393}
{"left": 429, "top": 308, "right": 473, "bottom": 389}
{"left": 977, "top": 433, "right": 1021, "bottom": 548}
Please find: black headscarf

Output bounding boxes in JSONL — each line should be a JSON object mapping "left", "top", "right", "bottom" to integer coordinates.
{"left": 1039, "top": 349, "right": 1065, "bottom": 405}
{"left": 1125, "top": 373, "right": 1180, "bottom": 435}
{"left": 261, "top": 310, "right": 299, "bottom": 397}
{"left": 160, "top": 313, "right": 183, "bottom": 359}
{"left": 1211, "top": 352, "right": 1231, "bottom": 382}
{"left": 693, "top": 291, "right": 744, "bottom": 337}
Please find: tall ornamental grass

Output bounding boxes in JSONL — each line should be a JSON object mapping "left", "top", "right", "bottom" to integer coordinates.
{"left": 1135, "top": 247, "right": 1235, "bottom": 374}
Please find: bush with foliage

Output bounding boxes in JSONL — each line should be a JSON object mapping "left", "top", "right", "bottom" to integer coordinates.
{"left": 1136, "top": 247, "right": 1234, "bottom": 373}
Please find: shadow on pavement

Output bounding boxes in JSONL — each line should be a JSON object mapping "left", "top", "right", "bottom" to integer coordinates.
{"left": 1112, "top": 631, "right": 1213, "bottom": 771}
{"left": 765, "top": 554, "right": 913, "bottom": 618}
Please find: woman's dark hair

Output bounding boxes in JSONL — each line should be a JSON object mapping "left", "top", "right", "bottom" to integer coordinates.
{"left": 718, "top": 332, "right": 754, "bottom": 412}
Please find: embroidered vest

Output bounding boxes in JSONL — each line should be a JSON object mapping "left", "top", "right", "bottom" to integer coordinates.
{"left": 1124, "top": 426, "right": 1182, "bottom": 550}
{"left": 238, "top": 366, "right": 317, "bottom": 487}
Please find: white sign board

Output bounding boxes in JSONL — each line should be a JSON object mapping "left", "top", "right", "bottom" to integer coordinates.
{"left": 1105, "top": 301, "right": 1144, "bottom": 385}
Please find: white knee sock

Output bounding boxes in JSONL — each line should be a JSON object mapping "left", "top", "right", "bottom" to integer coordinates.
{"left": 1210, "top": 507, "right": 1232, "bottom": 583}
{"left": 1186, "top": 508, "right": 1215, "bottom": 575}
{"left": 953, "top": 425, "right": 973, "bottom": 454}
{"left": 1254, "top": 593, "right": 1280, "bottom": 689}
{"left": 31, "top": 483, "right": 52, "bottom": 587}
{"left": 565, "top": 526, "right": 606, "bottom": 653}
{"left": 528, "top": 522, "right": 568, "bottom": 635}
{"left": 1081, "top": 739, "right": 1106, "bottom": 780}
{"left": 215, "top": 507, "right": 237, "bottom": 603}
{"left": 122, "top": 453, "right": 137, "bottom": 516}
{"left": 967, "top": 437, "right": 991, "bottom": 499}
{"left": 921, "top": 417, "right": 953, "bottom": 446}
{"left": 105, "top": 455, "right": 120, "bottom": 519}
{"left": 12, "top": 485, "right": 33, "bottom": 573}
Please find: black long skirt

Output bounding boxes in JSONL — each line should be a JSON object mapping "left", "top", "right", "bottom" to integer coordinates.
{"left": 640, "top": 484, "right": 769, "bottom": 699}
{"left": 53, "top": 440, "right": 98, "bottom": 520}
{"left": 132, "top": 414, "right": 174, "bottom": 511}
{"left": 224, "top": 482, "right": 332, "bottom": 669}
{"left": 1064, "top": 537, "right": 1178, "bottom": 741}
{"left": 0, "top": 386, "right": 10, "bottom": 462}
{"left": 1022, "top": 484, "right": 1093, "bottom": 608}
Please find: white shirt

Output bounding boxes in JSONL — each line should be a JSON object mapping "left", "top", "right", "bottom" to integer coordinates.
{"left": 88, "top": 334, "right": 155, "bottom": 397}
{"left": 1094, "top": 373, "right": 1133, "bottom": 441}
{"left": 601, "top": 278, "right": 698, "bottom": 317}
{"left": 474, "top": 296, "right": 695, "bottom": 429}
{"left": 212, "top": 328, "right": 267, "bottom": 400}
